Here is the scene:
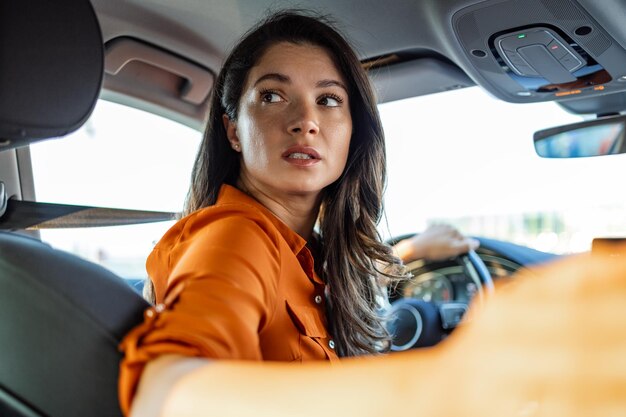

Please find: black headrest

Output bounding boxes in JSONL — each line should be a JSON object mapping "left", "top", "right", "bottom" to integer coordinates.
{"left": 0, "top": 0, "right": 103, "bottom": 150}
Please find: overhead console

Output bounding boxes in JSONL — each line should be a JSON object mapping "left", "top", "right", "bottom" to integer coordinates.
{"left": 452, "top": 0, "right": 626, "bottom": 103}
{"left": 495, "top": 27, "right": 585, "bottom": 84}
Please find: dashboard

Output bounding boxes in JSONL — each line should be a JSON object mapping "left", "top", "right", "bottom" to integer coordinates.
{"left": 390, "top": 237, "right": 559, "bottom": 304}
{"left": 402, "top": 266, "right": 480, "bottom": 304}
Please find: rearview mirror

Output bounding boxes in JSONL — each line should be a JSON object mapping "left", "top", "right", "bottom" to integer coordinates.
{"left": 534, "top": 115, "right": 626, "bottom": 158}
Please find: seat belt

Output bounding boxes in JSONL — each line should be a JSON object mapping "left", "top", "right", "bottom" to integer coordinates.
{"left": 0, "top": 198, "right": 176, "bottom": 230}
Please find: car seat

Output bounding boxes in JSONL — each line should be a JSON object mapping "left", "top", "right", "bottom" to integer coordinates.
{"left": 0, "top": 1, "right": 149, "bottom": 416}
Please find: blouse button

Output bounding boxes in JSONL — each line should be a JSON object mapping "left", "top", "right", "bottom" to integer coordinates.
{"left": 314, "top": 295, "right": 323, "bottom": 304}
{"left": 145, "top": 303, "right": 165, "bottom": 319}
{"left": 328, "top": 339, "right": 335, "bottom": 349}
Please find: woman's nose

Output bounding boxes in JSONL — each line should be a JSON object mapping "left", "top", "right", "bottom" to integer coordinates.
{"left": 288, "top": 102, "right": 319, "bottom": 135}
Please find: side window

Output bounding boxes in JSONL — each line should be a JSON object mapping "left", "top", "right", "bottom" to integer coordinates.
{"left": 30, "top": 100, "right": 201, "bottom": 281}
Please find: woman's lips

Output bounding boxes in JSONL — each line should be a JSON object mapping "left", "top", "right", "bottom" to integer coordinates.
{"left": 282, "top": 146, "right": 321, "bottom": 166}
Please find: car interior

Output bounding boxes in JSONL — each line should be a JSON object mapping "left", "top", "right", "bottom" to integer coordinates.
{"left": 2, "top": 0, "right": 626, "bottom": 416}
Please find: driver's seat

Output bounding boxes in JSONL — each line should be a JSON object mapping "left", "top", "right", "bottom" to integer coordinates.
{"left": 0, "top": 2, "right": 148, "bottom": 416}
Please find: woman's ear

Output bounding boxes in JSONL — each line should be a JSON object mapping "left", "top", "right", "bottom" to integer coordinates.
{"left": 222, "top": 114, "right": 242, "bottom": 152}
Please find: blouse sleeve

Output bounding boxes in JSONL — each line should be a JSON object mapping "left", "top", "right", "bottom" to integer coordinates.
{"left": 118, "top": 214, "right": 281, "bottom": 415}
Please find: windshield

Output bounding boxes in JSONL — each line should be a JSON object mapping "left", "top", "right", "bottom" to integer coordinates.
{"left": 29, "top": 86, "right": 626, "bottom": 280}
{"left": 380, "top": 86, "right": 626, "bottom": 253}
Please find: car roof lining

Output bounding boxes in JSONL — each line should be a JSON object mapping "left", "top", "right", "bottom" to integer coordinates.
{"left": 371, "top": 58, "right": 475, "bottom": 103}
{"left": 88, "top": 0, "right": 626, "bottom": 124}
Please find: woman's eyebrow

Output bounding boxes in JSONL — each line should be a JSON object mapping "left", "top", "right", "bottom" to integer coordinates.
{"left": 253, "top": 73, "right": 347, "bottom": 93}
{"left": 253, "top": 73, "right": 290, "bottom": 86}
{"left": 316, "top": 79, "right": 348, "bottom": 92}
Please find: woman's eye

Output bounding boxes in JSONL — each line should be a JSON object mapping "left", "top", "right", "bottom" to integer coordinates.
{"left": 318, "top": 95, "right": 342, "bottom": 107}
{"left": 260, "top": 91, "right": 282, "bottom": 103}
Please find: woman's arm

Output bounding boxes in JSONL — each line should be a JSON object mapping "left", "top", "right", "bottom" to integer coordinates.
{"left": 130, "top": 351, "right": 440, "bottom": 417}
{"left": 129, "top": 251, "right": 626, "bottom": 417}
{"left": 393, "top": 224, "right": 479, "bottom": 263}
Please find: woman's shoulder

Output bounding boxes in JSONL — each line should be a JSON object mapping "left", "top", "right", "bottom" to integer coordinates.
{"left": 145, "top": 200, "right": 285, "bottom": 310}
{"left": 156, "top": 201, "right": 281, "bottom": 253}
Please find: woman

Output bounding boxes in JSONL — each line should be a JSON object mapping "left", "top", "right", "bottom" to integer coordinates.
{"left": 119, "top": 10, "right": 626, "bottom": 417}
{"left": 119, "top": 10, "right": 476, "bottom": 416}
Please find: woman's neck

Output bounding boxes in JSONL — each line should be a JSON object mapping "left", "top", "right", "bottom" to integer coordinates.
{"left": 236, "top": 178, "right": 321, "bottom": 241}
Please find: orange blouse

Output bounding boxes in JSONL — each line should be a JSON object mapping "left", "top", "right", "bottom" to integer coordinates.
{"left": 118, "top": 184, "right": 338, "bottom": 415}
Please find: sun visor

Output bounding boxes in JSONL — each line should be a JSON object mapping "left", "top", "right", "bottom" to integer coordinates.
{"left": 0, "top": 0, "right": 104, "bottom": 150}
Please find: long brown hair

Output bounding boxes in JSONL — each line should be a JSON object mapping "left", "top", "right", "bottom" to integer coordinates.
{"left": 170, "top": 10, "right": 405, "bottom": 356}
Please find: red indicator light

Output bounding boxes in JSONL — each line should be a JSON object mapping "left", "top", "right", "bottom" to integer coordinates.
{"left": 551, "top": 45, "right": 559, "bottom": 50}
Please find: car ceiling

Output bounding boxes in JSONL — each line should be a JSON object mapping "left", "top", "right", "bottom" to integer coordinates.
{"left": 2, "top": 0, "right": 626, "bottom": 231}
{"left": 90, "top": 0, "right": 626, "bottom": 128}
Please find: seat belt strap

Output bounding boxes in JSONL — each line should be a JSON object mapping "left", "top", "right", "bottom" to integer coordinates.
{"left": 0, "top": 199, "right": 176, "bottom": 230}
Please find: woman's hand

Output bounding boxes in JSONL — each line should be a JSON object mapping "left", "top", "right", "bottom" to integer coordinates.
{"left": 393, "top": 224, "right": 480, "bottom": 263}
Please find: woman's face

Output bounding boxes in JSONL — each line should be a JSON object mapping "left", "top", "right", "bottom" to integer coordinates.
{"left": 225, "top": 41, "right": 353, "bottom": 200}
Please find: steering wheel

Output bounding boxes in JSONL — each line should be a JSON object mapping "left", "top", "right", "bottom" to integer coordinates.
{"left": 387, "top": 248, "right": 494, "bottom": 351}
